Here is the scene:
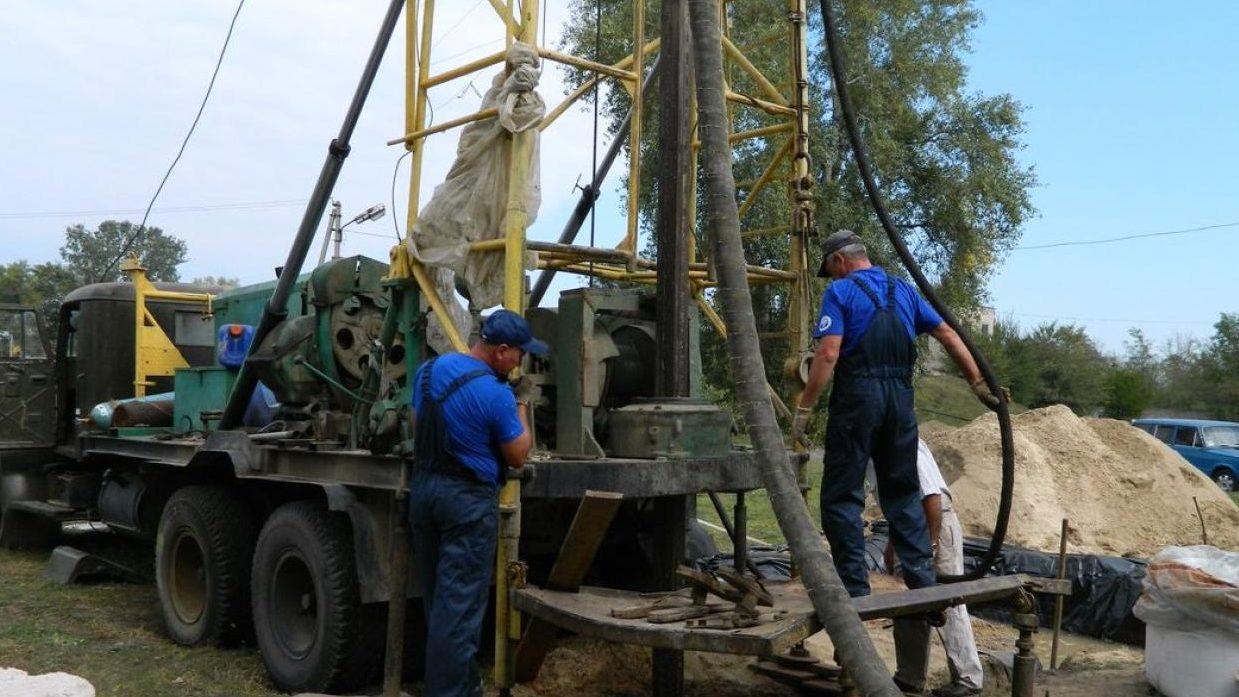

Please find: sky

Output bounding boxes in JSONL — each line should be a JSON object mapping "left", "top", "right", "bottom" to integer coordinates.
{"left": 2, "top": 1, "right": 1236, "bottom": 354}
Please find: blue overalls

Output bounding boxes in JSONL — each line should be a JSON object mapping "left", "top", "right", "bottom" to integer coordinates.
{"left": 409, "top": 358, "right": 500, "bottom": 697}
{"left": 820, "top": 274, "right": 935, "bottom": 597}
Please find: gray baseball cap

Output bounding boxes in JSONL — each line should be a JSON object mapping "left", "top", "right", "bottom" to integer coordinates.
{"left": 816, "top": 229, "right": 862, "bottom": 277}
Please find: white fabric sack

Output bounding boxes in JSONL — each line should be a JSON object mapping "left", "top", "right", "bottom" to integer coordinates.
{"left": 1133, "top": 545, "right": 1239, "bottom": 697}
{"left": 408, "top": 41, "right": 544, "bottom": 352}
{"left": 1133, "top": 544, "right": 1239, "bottom": 634}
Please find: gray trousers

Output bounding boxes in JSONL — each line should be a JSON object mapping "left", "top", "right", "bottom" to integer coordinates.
{"left": 893, "top": 502, "right": 984, "bottom": 690}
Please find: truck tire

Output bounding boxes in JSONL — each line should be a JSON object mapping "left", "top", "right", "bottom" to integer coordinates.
{"left": 0, "top": 462, "right": 59, "bottom": 550}
{"left": 1212, "top": 468, "right": 1236, "bottom": 492}
{"left": 155, "top": 486, "right": 257, "bottom": 647}
{"left": 251, "top": 500, "right": 381, "bottom": 693}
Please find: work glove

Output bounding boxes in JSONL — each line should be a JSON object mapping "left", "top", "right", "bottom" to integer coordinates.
{"left": 791, "top": 405, "right": 812, "bottom": 447}
{"left": 511, "top": 375, "right": 540, "bottom": 407}
{"left": 970, "top": 378, "right": 1008, "bottom": 412}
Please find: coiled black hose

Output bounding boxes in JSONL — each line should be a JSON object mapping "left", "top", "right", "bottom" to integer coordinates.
{"left": 817, "top": 0, "right": 1014, "bottom": 583}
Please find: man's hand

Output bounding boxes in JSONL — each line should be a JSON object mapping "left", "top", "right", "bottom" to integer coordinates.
{"left": 970, "top": 378, "right": 1007, "bottom": 411}
{"left": 512, "top": 376, "right": 540, "bottom": 406}
{"left": 791, "top": 405, "right": 812, "bottom": 446}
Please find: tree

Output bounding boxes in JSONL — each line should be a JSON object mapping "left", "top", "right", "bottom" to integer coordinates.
{"left": 1199, "top": 314, "right": 1239, "bottom": 420}
{"left": 1103, "top": 368, "right": 1151, "bottom": 420}
{"left": 0, "top": 261, "right": 79, "bottom": 342}
{"left": 1009, "top": 322, "right": 1108, "bottom": 414}
{"left": 191, "top": 276, "right": 241, "bottom": 290}
{"left": 59, "top": 220, "right": 188, "bottom": 284}
{"left": 1102, "top": 329, "right": 1156, "bottom": 419}
{"left": 561, "top": 0, "right": 1035, "bottom": 401}
{"left": 686, "top": 1, "right": 900, "bottom": 693}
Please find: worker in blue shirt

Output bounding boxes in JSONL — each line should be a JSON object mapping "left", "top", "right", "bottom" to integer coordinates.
{"left": 409, "top": 309, "right": 546, "bottom": 697}
{"left": 791, "top": 229, "right": 999, "bottom": 600}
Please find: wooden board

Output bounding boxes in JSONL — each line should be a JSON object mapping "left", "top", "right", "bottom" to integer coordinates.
{"left": 514, "top": 491, "right": 624, "bottom": 683}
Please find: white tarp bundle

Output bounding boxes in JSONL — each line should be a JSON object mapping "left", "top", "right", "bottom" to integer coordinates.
{"left": 407, "top": 41, "right": 544, "bottom": 352}
{"left": 0, "top": 668, "right": 95, "bottom": 697}
{"left": 1132, "top": 545, "right": 1239, "bottom": 697}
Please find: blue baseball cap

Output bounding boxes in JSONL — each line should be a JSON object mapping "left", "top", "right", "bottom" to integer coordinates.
{"left": 479, "top": 309, "right": 549, "bottom": 355}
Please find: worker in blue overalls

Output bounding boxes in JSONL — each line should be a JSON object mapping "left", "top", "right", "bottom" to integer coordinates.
{"left": 409, "top": 309, "right": 546, "bottom": 697}
{"left": 792, "top": 230, "right": 999, "bottom": 602}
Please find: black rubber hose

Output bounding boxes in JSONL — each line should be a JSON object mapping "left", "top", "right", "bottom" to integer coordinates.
{"left": 817, "top": 0, "right": 1013, "bottom": 583}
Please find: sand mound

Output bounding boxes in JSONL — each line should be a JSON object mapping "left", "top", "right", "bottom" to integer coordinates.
{"left": 924, "top": 405, "right": 1239, "bottom": 557}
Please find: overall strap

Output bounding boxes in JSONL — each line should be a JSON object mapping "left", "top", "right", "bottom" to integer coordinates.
{"left": 847, "top": 273, "right": 883, "bottom": 308}
{"left": 885, "top": 274, "right": 898, "bottom": 306}
{"left": 435, "top": 368, "right": 494, "bottom": 404}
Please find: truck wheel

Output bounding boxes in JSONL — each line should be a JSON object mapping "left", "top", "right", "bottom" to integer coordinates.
{"left": 0, "top": 466, "right": 59, "bottom": 550}
{"left": 1212, "top": 468, "right": 1236, "bottom": 492}
{"left": 251, "top": 500, "right": 380, "bottom": 693}
{"left": 155, "top": 486, "right": 257, "bottom": 646}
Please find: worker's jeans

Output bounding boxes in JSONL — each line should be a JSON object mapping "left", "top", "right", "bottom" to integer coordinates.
{"left": 821, "top": 376, "right": 934, "bottom": 597}
{"left": 893, "top": 503, "right": 984, "bottom": 691}
{"left": 409, "top": 469, "right": 498, "bottom": 697}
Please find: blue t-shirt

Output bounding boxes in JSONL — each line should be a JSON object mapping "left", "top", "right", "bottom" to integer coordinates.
{"left": 813, "top": 267, "right": 943, "bottom": 357}
{"left": 411, "top": 353, "right": 525, "bottom": 485}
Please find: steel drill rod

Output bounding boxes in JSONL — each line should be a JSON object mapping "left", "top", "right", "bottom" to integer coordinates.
{"left": 221, "top": 0, "right": 406, "bottom": 429}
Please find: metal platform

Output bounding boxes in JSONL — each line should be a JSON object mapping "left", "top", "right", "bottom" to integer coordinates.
{"left": 77, "top": 433, "right": 767, "bottom": 497}
{"left": 512, "top": 574, "right": 1069, "bottom": 658}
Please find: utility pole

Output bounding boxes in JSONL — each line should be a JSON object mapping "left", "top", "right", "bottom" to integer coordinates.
{"left": 318, "top": 200, "right": 344, "bottom": 266}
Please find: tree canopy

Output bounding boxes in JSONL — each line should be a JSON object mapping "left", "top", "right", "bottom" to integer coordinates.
{"left": 60, "top": 220, "right": 188, "bottom": 284}
{"left": 560, "top": 0, "right": 1036, "bottom": 403}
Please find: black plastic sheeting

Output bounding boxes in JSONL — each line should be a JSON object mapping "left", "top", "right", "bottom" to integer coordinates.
{"left": 695, "top": 546, "right": 793, "bottom": 580}
{"left": 961, "top": 538, "right": 1148, "bottom": 646}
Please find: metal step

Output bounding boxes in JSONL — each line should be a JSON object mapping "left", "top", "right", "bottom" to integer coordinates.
{"left": 8, "top": 499, "right": 84, "bottom": 521}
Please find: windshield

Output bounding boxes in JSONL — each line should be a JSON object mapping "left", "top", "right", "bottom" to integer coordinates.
{"left": 1201, "top": 426, "right": 1239, "bottom": 448}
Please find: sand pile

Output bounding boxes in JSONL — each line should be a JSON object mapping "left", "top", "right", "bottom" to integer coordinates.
{"left": 924, "top": 405, "right": 1239, "bottom": 557}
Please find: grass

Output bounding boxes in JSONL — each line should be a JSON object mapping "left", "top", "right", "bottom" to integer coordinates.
{"left": 914, "top": 373, "right": 1028, "bottom": 426}
{"left": 696, "top": 456, "right": 824, "bottom": 550}
{"left": 0, "top": 531, "right": 280, "bottom": 697}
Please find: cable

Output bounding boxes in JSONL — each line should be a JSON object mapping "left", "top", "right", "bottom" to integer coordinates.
{"left": 391, "top": 151, "right": 412, "bottom": 241}
{"left": 0, "top": 199, "right": 306, "bottom": 220}
{"left": 1006, "top": 311, "right": 1215, "bottom": 326}
{"left": 96, "top": 0, "right": 247, "bottom": 283}
{"left": 430, "top": 38, "right": 502, "bottom": 67}
{"left": 819, "top": 0, "right": 1012, "bottom": 584}
{"left": 431, "top": 0, "right": 486, "bottom": 51}
{"left": 1015, "top": 220, "right": 1239, "bottom": 251}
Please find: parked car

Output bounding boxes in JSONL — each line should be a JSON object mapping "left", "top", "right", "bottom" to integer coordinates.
{"left": 1132, "top": 418, "right": 1239, "bottom": 492}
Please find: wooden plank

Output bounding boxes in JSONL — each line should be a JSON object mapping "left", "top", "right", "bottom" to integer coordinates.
{"left": 853, "top": 574, "right": 1027, "bottom": 620}
{"left": 545, "top": 490, "right": 624, "bottom": 591}
{"left": 514, "top": 491, "right": 624, "bottom": 683}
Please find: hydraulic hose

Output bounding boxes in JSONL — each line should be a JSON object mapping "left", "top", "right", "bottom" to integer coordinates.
{"left": 817, "top": 0, "right": 1014, "bottom": 583}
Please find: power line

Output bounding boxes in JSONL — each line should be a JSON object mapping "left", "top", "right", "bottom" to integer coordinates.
{"left": 0, "top": 199, "right": 307, "bottom": 221}
{"left": 97, "top": 0, "right": 247, "bottom": 283}
{"left": 1015, "top": 220, "right": 1239, "bottom": 251}
{"left": 1004, "top": 311, "right": 1216, "bottom": 326}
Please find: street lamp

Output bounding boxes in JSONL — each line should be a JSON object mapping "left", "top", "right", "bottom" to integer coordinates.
{"left": 318, "top": 200, "right": 387, "bottom": 265}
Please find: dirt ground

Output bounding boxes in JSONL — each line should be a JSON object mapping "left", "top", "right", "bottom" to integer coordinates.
{"left": 509, "top": 572, "right": 1149, "bottom": 697}
{"left": 0, "top": 528, "right": 1151, "bottom": 697}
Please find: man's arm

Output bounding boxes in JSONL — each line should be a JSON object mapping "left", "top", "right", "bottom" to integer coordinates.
{"left": 498, "top": 403, "right": 532, "bottom": 469}
{"left": 799, "top": 334, "right": 843, "bottom": 408}
{"left": 922, "top": 493, "right": 943, "bottom": 556}
{"left": 930, "top": 322, "right": 982, "bottom": 384}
